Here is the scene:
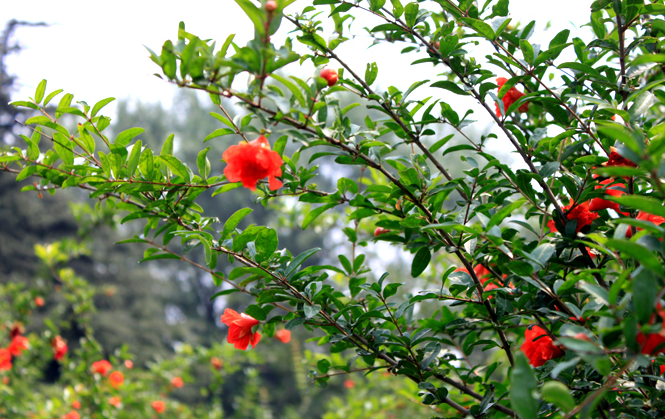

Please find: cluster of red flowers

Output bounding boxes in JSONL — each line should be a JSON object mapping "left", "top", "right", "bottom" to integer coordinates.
{"left": 494, "top": 77, "right": 529, "bottom": 117}
{"left": 91, "top": 359, "right": 125, "bottom": 389}
{"left": 547, "top": 147, "right": 664, "bottom": 236}
{"left": 1, "top": 324, "right": 30, "bottom": 371}
{"left": 52, "top": 335, "right": 68, "bottom": 360}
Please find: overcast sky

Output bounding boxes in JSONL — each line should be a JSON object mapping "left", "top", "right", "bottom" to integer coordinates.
{"left": 3, "top": 0, "right": 593, "bottom": 127}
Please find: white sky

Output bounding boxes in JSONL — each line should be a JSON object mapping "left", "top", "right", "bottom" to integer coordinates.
{"left": 3, "top": 0, "right": 593, "bottom": 129}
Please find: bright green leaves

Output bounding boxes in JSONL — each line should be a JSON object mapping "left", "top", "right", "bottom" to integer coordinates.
{"left": 34, "top": 79, "right": 47, "bottom": 104}
{"left": 461, "top": 17, "right": 496, "bottom": 40}
{"left": 510, "top": 353, "right": 540, "bottom": 419}
{"left": 197, "top": 147, "right": 211, "bottom": 180}
{"left": 365, "top": 62, "right": 378, "bottom": 86}
{"left": 404, "top": 2, "right": 419, "bottom": 27}
{"left": 156, "top": 155, "right": 193, "bottom": 183}
{"left": 541, "top": 381, "right": 575, "bottom": 413}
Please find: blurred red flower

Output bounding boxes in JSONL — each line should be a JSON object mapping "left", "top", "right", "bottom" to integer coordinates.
{"left": 626, "top": 212, "right": 665, "bottom": 238}
{"left": 34, "top": 296, "right": 44, "bottom": 307}
{"left": 344, "top": 379, "right": 355, "bottom": 389}
{"left": 152, "top": 400, "right": 166, "bottom": 413}
{"left": 588, "top": 179, "right": 628, "bottom": 215}
{"left": 71, "top": 401, "right": 81, "bottom": 409}
{"left": 374, "top": 227, "right": 391, "bottom": 237}
{"left": 171, "top": 376, "right": 184, "bottom": 388}
{"left": 275, "top": 329, "right": 291, "bottom": 343}
{"left": 521, "top": 325, "right": 564, "bottom": 367}
{"left": 109, "top": 397, "right": 121, "bottom": 407}
{"left": 211, "top": 357, "right": 223, "bottom": 370}
{"left": 548, "top": 200, "right": 599, "bottom": 234}
{"left": 221, "top": 308, "right": 261, "bottom": 350}
{"left": 637, "top": 306, "right": 665, "bottom": 356}
{"left": 52, "top": 336, "right": 68, "bottom": 361}
{"left": 8, "top": 335, "right": 29, "bottom": 356}
{"left": 109, "top": 371, "right": 124, "bottom": 388}
{"left": 92, "top": 360, "right": 112, "bottom": 376}
{"left": 0, "top": 348, "right": 12, "bottom": 370}
{"left": 63, "top": 411, "right": 80, "bottom": 419}
{"left": 124, "top": 360, "right": 133, "bottom": 369}
{"left": 223, "top": 136, "right": 283, "bottom": 191}
{"left": 603, "top": 146, "right": 637, "bottom": 168}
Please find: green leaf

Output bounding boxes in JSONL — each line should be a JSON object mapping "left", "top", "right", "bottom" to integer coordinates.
{"left": 303, "top": 204, "right": 336, "bottom": 229}
{"left": 487, "top": 198, "right": 526, "bottom": 229}
{"left": 492, "top": 0, "right": 509, "bottom": 16}
{"left": 541, "top": 381, "right": 575, "bottom": 412}
{"left": 633, "top": 270, "right": 657, "bottom": 325}
{"left": 304, "top": 304, "right": 322, "bottom": 319}
{"left": 157, "top": 155, "right": 192, "bottom": 183}
{"left": 211, "top": 183, "right": 242, "bottom": 196}
{"left": 34, "top": 79, "right": 47, "bottom": 104}
{"left": 139, "top": 148, "right": 154, "bottom": 180}
{"left": 53, "top": 132, "right": 74, "bottom": 165}
{"left": 519, "top": 39, "right": 534, "bottom": 65}
{"left": 197, "top": 147, "right": 211, "bottom": 179}
{"left": 91, "top": 97, "right": 115, "bottom": 118}
{"left": 115, "top": 127, "right": 145, "bottom": 147}
{"left": 510, "top": 353, "right": 540, "bottom": 419}
{"left": 606, "top": 239, "right": 665, "bottom": 275}
{"left": 270, "top": 74, "right": 306, "bottom": 107}
{"left": 205, "top": 128, "right": 236, "bottom": 142}
{"left": 285, "top": 248, "right": 321, "bottom": 278}
{"left": 430, "top": 80, "right": 470, "bottom": 96}
{"left": 365, "top": 62, "right": 378, "bottom": 86}
{"left": 369, "top": 0, "right": 386, "bottom": 11}
{"left": 43, "top": 89, "right": 63, "bottom": 106}
{"left": 606, "top": 195, "right": 665, "bottom": 217}
{"left": 234, "top": 0, "right": 265, "bottom": 37}
{"left": 245, "top": 305, "right": 267, "bottom": 321}
{"left": 273, "top": 135, "right": 288, "bottom": 156}
{"left": 595, "top": 121, "right": 644, "bottom": 154}
{"left": 411, "top": 247, "right": 431, "bottom": 278}
{"left": 461, "top": 17, "right": 496, "bottom": 40}
{"left": 405, "top": 2, "right": 419, "bottom": 27}
{"left": 161, "top": 133, "right": 175, "bottom": 156}
{"left": 126, "top": 140, "right": 142, "bottom": 177}
{"left": 221, "top": 208, "right": 253, "bottom": 241}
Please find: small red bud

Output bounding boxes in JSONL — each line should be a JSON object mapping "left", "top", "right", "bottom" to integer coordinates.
{"left": 320, "top": 68, "right": 338, "bottom": 87}
{"left": 265, "top": 0, "right": 277, "bottom": 12}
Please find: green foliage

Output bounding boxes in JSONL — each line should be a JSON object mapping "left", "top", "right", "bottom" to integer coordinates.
{"left": 4, "top": 0, "right": 665, "bottom": 418}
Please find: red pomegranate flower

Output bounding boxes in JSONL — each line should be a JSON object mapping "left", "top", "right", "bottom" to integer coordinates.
{"left": 109, "top": 397, "right": 121, "bottom": 407}
{"left": 109, "top": 371, "right": 124, "bottom": 388}
{"left": 52, "top": 336, "right": 68, "bottom": 361}
{"left": 92, "top": 360, "right": 112, "bottom": 376}
{"left": 35, "top": 296, "right": 45, "bottom": 307}
{"left": 603, "top": 146, "right": 637, "bottom": 168}
{"left": 275, "top": 329, "right": 291, "bottom": 343}
{"left": 454, "top": 264, "right": 492, "bottom": 284}
{"left": 548, "top": 200, "right": 599, "bottom": 234}
{"left": 637, "top": 305, "right": 665, "bottom": 355}
{"left": 71, "top": 401, "right": 81, "bottom": 409}
{"left": 152, "top": 400, "right": 166, "bottom": 413}
{"left": 221, "top": 308, "right": 262, "bottom": 350}
{"left": 626, "top": 212, "right": 665, "bottom": 238}
{"left": 8, "top": 335, "right": 29, "bottom": 356}
{"left": 0, "top": 348, "right": 12, "bottom": 370}
{"left": 344, "top": 379, "right": 355, "bottom": 389}
{"left": 124, "top": 359, "right": 133, "bottom": 369}
{"left": 374, "top": 227, "right": 391, "bottom": 237}
{"left": 222, "top": 136, "right": 283, "bottom": 191}
{"left": 588, "top": 178, "right": 628, "bottom": 215}
{"left": 171, "top": 376, "right": 184, "bottom": 388}
{"left": 63, "top": 411, "right": 80, "bottom": 419}
{"left": 495, "top": 77, "right": 529, "bottom": 117}
{"left": 521, "top": 325, "right": 564, "bottom": 367}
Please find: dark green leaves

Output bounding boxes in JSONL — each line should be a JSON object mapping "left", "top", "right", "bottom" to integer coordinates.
{"left": 221, "top": 208, "right": 253, "bottom": 241}
{"left": 411, "top": 247, "right": 431, "bottom": 278}
{"left": 510, "top": 353, "right": 539, "bottom": 419}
